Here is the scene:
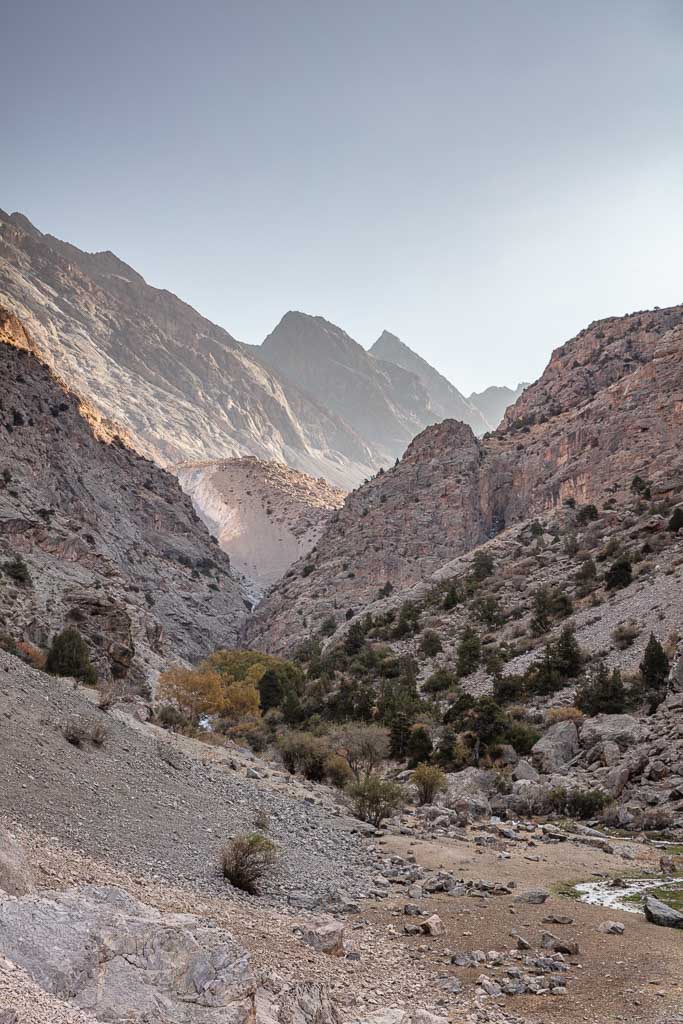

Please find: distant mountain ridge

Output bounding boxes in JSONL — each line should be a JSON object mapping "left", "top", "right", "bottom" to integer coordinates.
{"left": 369, "top": 330, "right": 489, "bottom": 433}
{"left": 468, "top": 382, "right": 528, "bottom": 429}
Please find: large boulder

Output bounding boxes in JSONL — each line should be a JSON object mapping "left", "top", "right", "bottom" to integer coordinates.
{"left": 580, "top": 715, "right": 646, "bottom": 752}
{"left": 0, "top": 829, "right": 34, "bottom": 896}
{"left": 531, "top": 721, "right": 579, "bottom": 773}
{"left": 441, "top": 768, "right": 496, "bottom": 819}
{"left": 643, "top": 896, "right": 683, "bottom": 929}
{"left": 0, "top": 885, "right": 338, "bottom": 1022}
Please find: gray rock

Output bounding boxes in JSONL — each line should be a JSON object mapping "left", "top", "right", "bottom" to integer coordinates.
{"left": 531, "top": 721, "right": 579, "bottom": 773}
{"left": 598, "top": 921, "right": 625, "bottom": 934}
{"left": 643, "top": 896, "right": 683, "bottom": 929}
{"left": 512, "top": 759, "right": 539, "bottom": 782}
{"left": 514, "top": 888, "right": 550, "bottom": 905}
{"left": 580, "top": 714, "right": 645, "bottom": 752}
{"left": 420, "top": 914, "right": 445, "bottom": 936}
{"left": 297, "top": 918, "right": 346, "bottom": 956}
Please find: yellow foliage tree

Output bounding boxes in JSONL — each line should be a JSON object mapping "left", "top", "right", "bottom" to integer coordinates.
{"left": 157, "top": 665, "right": 223, "bottom": 723}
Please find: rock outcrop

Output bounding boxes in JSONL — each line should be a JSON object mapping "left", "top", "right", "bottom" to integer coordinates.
{"left": 0, "top": 308, "right": 248, "bottom": 685}
{"left": 177, "top": 458, "right": 345, "bottom": 595}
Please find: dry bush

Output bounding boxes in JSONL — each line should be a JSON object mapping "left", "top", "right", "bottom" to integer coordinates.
{"left": 16, "top": 640, "right": 46, "bottom": 670}
{"left": 546, "top": 706, "right": 583, "bottom": 725}
{"left": 157, "top": 665, "right": 223, "bottom": 723}
{"left": 63, "top": 716, "right": 107, "bottom": 748}
{"left": 412, "top": 763, "right": 448, "bottom": 805}
{"left": 221, "top": 833, "right": 277, "bottom": 894}
{"left": 612, "top": 620, "right": 640, "bottom": 650}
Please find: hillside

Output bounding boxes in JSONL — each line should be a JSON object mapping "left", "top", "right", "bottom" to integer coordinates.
{"left": 0, "top": 307, "right": 248, "bottom": 687}
{"left": 0, "top": 211, "right": 376, "bottom": 490}
{"left": 370, "top": 330, "right": 489, "bottom": 434}
{"left": 177, "top": 457, "right": 345, "bottom": 594}
{"left": 246, "top": 303, "right": 683, "bottom": 653}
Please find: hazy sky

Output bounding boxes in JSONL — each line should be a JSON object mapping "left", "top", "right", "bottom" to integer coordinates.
{"left": 4, "top": 0, "right": 683, "bottom": 393}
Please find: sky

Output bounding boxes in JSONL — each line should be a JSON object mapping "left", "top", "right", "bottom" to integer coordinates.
{"left": 3, "top": 0, "right": 683, "bottom": 393}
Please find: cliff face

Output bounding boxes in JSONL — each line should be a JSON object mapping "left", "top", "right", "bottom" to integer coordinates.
{"left": 0, "top": 211, "right": 377, "bottom": 490}
{"left": 370, "top": 330, "right": 489, "bottom": 434}
{"left": 0, "top": 308, "right": 249, "bottom": 686}
{"left": 246, "top": 304, "right": 683, "bottom": 652}
{"left": 176, "top": 457, "right": 345, "bottom": 595}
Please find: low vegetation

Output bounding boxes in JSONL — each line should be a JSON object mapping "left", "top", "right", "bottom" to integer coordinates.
{"left": 221, "top": 832, "right": 278, "bottom": 894}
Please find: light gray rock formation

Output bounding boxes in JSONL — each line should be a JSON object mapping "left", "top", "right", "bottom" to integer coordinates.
{"left": 531, "top": 721, "right": 579, "bottom": 773}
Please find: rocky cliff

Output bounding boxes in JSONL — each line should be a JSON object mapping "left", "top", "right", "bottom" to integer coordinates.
{"left": 177, "top": 457, "right": 345, "bottom": 595}
{"left": 370, "top": 330, "right": 489, "bottom": 434}
{"left": 0, "top": 307, "right": 249, "bottom": 687}
{"left": 0, "top": 211, "right": 377, "bottom": 490}
{"left": 247, "top": 304, "right": 683, "bottom": 652}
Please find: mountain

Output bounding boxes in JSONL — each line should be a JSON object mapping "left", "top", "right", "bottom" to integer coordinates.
{"left": 246, "top": 302, "right": 683, "bottom": 653}
{"left": 176, "top": 457, "right": 345, "bottom": 594}
{"left": 467, "top": 382, "right": 528, "bottom": 429}
{"left": 369, "top": 330, "right": 489, "bottom": 434}
{"left": 258, "top": 312, "right": 438, "bottom": 460}
{"left": 0, "top": 306, "right": 248, "bottom": 687}
{"left": 0, "top": 210, "right": 377, "bottom": 490}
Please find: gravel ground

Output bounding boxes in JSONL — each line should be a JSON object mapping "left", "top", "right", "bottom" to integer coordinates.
{"left": 0, "top": 651, "right": 378, "bottom": 906}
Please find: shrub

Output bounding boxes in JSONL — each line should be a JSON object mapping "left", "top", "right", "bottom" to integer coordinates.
{"left": 546, "top": 706, "right": 583, "bottom": 724}
{"left": 393, "top": 601, "right": 420, "bottom": 639}
{"left": 156, "top": 703, "right": 189, "bottom": 731}
{"left": 442, "top": 581, "right": 462, "bottom": 610}
{"left": 157, "top": 665, "right": 222, "bottom": 723}
{"left": 406, "top": 724, "right": 433, "bottom": 767}
{"left": 46, "top": 627, "right": 97, "bottom": 685}
{"left": 423, "top": 668, "right": 456, "bottom": 694}
{"left": 278, "top": 731, "right": 330, "bottom": 781}
{"left": 16, "top": 640, "right": 46, "bottom": 669}
{"left": 605, "top": 557, "right": 632, "bottom": 590}
{"left": 640, "top": 633, "right": 670, "bottom": 690}
{"left": 253, "top": 809, "right": 271, "bottom": 832}
{"left": 575, "top": 664, "right": 626, "bottom": 715}
{"left": 549, "top": 785, "right": 610, "bottom": 819}
{"left": 493, "top": 675, "right": 526, "bottom": 705}
{"left": 3, "top": 555, "right": 30, "bottom": 584}
{"left": 668, "top": 507, "right": 683, "bottom": 533}
{"left": 348, "top": 776, "right": 404, "bottom": 827}
{"left": 613, "top": 620, "right": 639, "bottom": 650}
{"left": 412, "top": 763, "right": 448, "bottom": 805}
{"left": 506, "top": 720, "right": 541, "bottom": 755}
{"left": 472, "top": 550, "right": 494, "bottom": 581}
{"left": 530, "top": 587, "right": 573, "bottom": 635}
{"left": 456, "top": 626, "right": 480, "bottom": 677}
{"left": 221, "top": 833, "right": 277, "bottom": 893}
{"left": 576, "top": 503, "right": 599, "bottom": 525}
{"left": 0, "top": 633, "right": 18, "bottom": 656}
{"left": 419, "top": 630, "right": 442, "bottom": 658}
{"left": 331, "top": 722, "right": 390, "bottom": 778}
{"left": 63, "top": 718, "right": 88, "bottom": 747}
{"left": 324, "top": 753, "right": 354, "bottom": 789}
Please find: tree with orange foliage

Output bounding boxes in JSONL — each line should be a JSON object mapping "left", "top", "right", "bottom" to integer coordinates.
{"left": 157, "top": 665, "right": 223, "bottom": 724}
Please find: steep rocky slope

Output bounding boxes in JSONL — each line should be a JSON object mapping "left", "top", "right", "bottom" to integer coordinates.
{"left": 177, "top": 457, "right": 345, "bottom": 594}
{"left": 0, "top": 210, "right": 376, "bottom": 489}
{"left": 467, "top": 382, "right": 528, "bottom": 430}
{"left": 247, "top": 304, "right": 683, "bottom": 652}
{"left": 0, "top": 307, "right": 248, "bottom": 687}
{"left": 370, "top": 330, "right": 489, "bottom": 434}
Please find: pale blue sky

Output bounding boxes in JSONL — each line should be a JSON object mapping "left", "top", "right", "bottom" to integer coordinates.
{"left": 3, "top": 0, "right": 683, "bottom": 392}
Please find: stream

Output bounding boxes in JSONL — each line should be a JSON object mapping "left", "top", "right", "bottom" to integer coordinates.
{"left": 575, "top": 877, "right": 683, "bottom": 914}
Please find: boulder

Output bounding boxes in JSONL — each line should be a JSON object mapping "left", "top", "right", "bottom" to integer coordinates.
{"left": 598, "top": 921, "right": 625, "bottom": 934}
{"left": 580, "top": 715, "right": 645, "bottom": 752}
{"left": 514, "top": 888, "right": 550, "bottom": 905}
{"left": 512, "top": 759, "right": 539, "bottom": 782}
{"left": 441, "top": 768, "right": 496, "bottom": 819}
{"left": 643, "top": 896, "right": 683, "bottom": 929}
{"left": 531, "top": 721, "right": 579, "bottom": 773}
{"left": 0, "top": 885, "right": 257, "bottom": 1021}
{"left": 0, "top": 829, "right": 34, "bottom": 896}
{"left": 420, "top": 914, "right": 445, "bottom": 936}
{"left": 297, "top": 918, "right": 345, "bottom": 956}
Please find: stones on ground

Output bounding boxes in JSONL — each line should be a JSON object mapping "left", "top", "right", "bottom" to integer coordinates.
{"left": 514, "top": 887, "right": 550, "bottom": 905}
{"left": 541, "top": 931, "right": 579, "bottom": 955}
{"left": 296, "top": 917, "right": 346, "bottom": 955}
{"left": 420, "top": 914, "right": 445, "bottom": 936}
{"left": 543, "top": 914, "right": 573, "bottom": 925}
{"left": 643, "top": 895, "right": 683, "bottom": 929}
{"left": 598, "top": 920, "right": 625, "bottom": 934}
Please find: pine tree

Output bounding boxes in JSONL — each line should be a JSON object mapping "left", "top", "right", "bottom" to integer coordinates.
{"left": 45, "top": 627, "right": 97, "bottom": 685}
{"left": 640, "top": 634, "right": 669, "bottom": 690}
{"left": 553, "top": 625, "right": 582, "bottom": 678}
{"left": 406, "top": 725, "right": 433, "bottom": 768}
{"left": 456, "top": 625, "right": 480, "bottom": 677}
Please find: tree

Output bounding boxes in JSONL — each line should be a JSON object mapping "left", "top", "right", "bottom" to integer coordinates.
{"left": 668, "top": 507, "right": 683, "bottom": 533}
{"left": 442, "top": 581, "right": 462, "bottom": 610}
{"left": 575, "top": 664, "right": 626, "bottom": 715}
{"left": 466, "top": 696, "right": 508, "bottom": 756}
{"left": 472, "top": 550, "right": 494, "bottom": 581}
{"left": 45, "top": 626, "right": 97, "bottom": 685}
{"left": 419, "top": 630, "right": 442, "bottom": 658}
{"left": 553, "top": 625, "right": 582, "bottom": 678}
{"left": 530, "top": 587, "right": 553, "bottom": 635}
{"left": 412, "top": 763, "right": 448, "bottom": 805}
{"left": 640, "top": 634, "right": 669, "bottom": 691}
{"left": 456, "top": 626, "right": 480, "bottom": 677}
{"left": 406, "top": 724, "right": 433, "bottom": 768}
{"left": 389, "top": 711, "right": 412, "bottom": 759}
{"left": 348, "top": 776, "right": 404, "bottom": 827}
{"left": 605, "top": 557, "right": 632, "bottom": 590}
{"left": 331, "top": 723, "right": 390, "bottom": 778}
{"left": 344, "top": 619, "right": 366, "bottom": 655}
{"left": 157, "top": 665, "right": 222, "bottom": 723}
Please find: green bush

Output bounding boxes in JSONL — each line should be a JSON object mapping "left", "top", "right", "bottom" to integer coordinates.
{"left": 3, "top": 555, "right": 30, "bottom": 585}
{"left": 45, "top": 627, "right": 97, "bottom": 685}
{"left": 456, "top": 626, "right": 480, "bottom": 677}
{"left": 472, "top": 550, "right": 494, "bottom": 581}
{"left": 348, "top": 776, "right": 404, "bottom": 827}
{"left": 406, "top": 724, "right": 433, "bottom": 767}
{"left": 548, "top": 785, "right": 610, "bottom": 819}
{"left": 506, "top": 720, "right": 541, "bottom": 755}
{"left": 575, "top": 664, "right": 626, "bottom": 715}
{"left": 278, "top": 731, "right": 330, "bottom": 781}
{"left": 419, "top": 630, "right": 442, "bottom": 658}
{"left": 605, "top": 557, "right": 632, "bottom": 590}
{"left": 423, "top": 668, "right": 456, "bottom": 694}
{"left": 668, "top": 507, "right": 683, "bottom": 533}
{"left": 324, "top": 753, "right": 354, "bottom": 789}
{"left": 221, "top": 833, "right": 278, "bottom": 893}
{"left": 412, "top": 763, "right": 448, "bottom": 805}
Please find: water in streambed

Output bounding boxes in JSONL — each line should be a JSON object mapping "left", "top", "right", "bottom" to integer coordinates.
{"left": 575, "top": 877, "right": 683, "bottom": 914}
